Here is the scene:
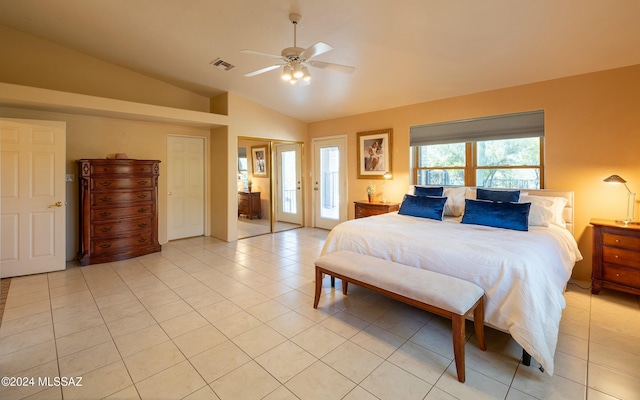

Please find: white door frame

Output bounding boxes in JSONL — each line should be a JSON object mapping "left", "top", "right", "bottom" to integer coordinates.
{"left": 167, "top": 134, "right": 208, "bottom": 240}
{"left": 312, "top": 135, "right": 348, "bottom": 229}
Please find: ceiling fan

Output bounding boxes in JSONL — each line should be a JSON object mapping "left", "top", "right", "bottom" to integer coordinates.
{"left": 242, "top": 13, "right": 355, "bottom": 84}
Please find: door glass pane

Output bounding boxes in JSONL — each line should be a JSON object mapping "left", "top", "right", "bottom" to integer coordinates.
{"left": 281, "top": 150, "right": 296, "bottom": 214}
{"left": 320, "top": 146, "right": 340, "bottom": 220}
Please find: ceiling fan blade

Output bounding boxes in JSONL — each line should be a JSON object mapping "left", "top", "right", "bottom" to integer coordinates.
{"left": 308, "top": 60, "right": 355, "bottom": 74}
{"left": 244, "top": 64, "right": 282, "bottom": 77}
{"left": 241, "top": 49, "right": 283, "bottom": 59}
{"left": 300, "top": 42, "right": 333, "bottom": 60}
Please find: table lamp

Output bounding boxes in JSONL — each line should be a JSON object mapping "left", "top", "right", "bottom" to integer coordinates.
{"left": 603, "top": 174, "right": 637, "bottom": 225}
{"left": 382, "top": 171, "right": 393, "bottom": 203}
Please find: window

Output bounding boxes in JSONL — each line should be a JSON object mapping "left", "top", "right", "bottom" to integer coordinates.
{"left": 410, "top": 111, "right": 545, "bottom": 189}
{"left": 413, "top": 137, "right": 544, "bottom": 188}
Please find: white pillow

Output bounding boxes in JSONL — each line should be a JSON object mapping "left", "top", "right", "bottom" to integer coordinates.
{"left": 443, "top": 186, "right": 469, "bottom": 216}
{"left": 520, "top": 194, "right": 568, "bottom": 228}
{"left": 519, "top": 194, "right": 555, "bottom": 227}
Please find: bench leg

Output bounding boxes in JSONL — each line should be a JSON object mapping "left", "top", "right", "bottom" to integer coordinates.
{"left": 473, "top": 298, "right": 486, "bottom": 351}
{"left": 342, "top": 280, "right": 348, "bottom": 295}
{"left": 451, "top": 314, "right": 466, "bottom": 383}
{"left": 313, "top": 267, "right": 322, "bottom": 309}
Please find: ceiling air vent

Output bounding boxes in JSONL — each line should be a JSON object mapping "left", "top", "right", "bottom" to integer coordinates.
{"left": 210, "top": 58, "right": 236, "bottom": 71}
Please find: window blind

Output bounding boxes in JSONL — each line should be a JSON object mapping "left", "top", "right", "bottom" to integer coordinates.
{"left": 410, "top": 110, "right": 544, "bottom": 146}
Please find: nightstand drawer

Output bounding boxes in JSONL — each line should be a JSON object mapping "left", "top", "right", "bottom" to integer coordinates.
{"left": 603, "top": 246, "right": 640, "bottom": 269}
{"left": 603, "top": 264, "right": 640, "bottom": 287}
{"left": 603, "top": 233, "right": 640, "bottom": 249}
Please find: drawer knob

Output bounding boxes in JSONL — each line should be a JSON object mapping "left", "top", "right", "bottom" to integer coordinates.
{"left": 100, "top": 243, "right": 111, "bottom": 249}
{"left": 138, "top": 194, "right": 148, "bottom": 199}
{"left": 138, "top": 180, "right": 148, "bottom": 185}
{"left": 100, "top": 227, "right": 111, "bottom": 232}
{"left": 616, "top": 273, "right": 620, "bottom": 277}
{"left": 138, "top": 238, "right": 148, "bottom": 243}
{"left": 615, "top": 255, "right": 619, "bottom": 259}
{"left": 138, "top": 208, "right": 148, "bottom": 213}
{"left": 100, "top": 196, "right": 111, "bottom": 201}
{"left": 138, "top": 223, "right": 148, "bottom": 228}
{"left": 100, "top": 211, "right": 112, "bottom": 217}
{"left": 615, "top": 239, "right": 620, "bottom": 243}
{"left": 99, "top": 181, "right": 111, "bottom": 186}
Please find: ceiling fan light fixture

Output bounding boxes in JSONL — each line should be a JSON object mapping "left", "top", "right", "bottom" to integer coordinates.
{"left": 281, "top": 65, "right": 293, "bottom": 81}
{"left": 302, "top": 66, "right": 311, "bottom": 81}
{"left": 292, "top": 62, "right": 304, "bottom": 79}
{"left": 289, "top": 77, "right": 298, "bottom": 84}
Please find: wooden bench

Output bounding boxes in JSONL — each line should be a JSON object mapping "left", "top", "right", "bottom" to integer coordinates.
{"left": 314, "top": 251, "right": 486, "bottom": 383}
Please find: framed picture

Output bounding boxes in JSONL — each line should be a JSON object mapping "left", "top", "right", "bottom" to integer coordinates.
{"left": 357, "top": 128, "right": 393, "bottom": 179}
{"left": 251, "top": 146, "right": 268, "bottom": 177}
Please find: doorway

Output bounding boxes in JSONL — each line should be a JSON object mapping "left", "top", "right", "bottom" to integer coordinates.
{"left": 236, "top": 138, "right": 304, "bottom": 239}
{"left": 313, "top": 136, "right": 347, "bottom": 230}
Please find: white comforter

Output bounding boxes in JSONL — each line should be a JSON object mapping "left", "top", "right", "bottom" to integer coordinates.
{"left": 321, "top": 212, "right": 583, "bottom": 375}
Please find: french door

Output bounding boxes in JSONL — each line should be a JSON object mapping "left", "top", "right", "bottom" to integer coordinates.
{"left": 313, "top": 136, "right": 347, "bottom": 230}
{"left": 1, "top": 118, "right": 66, "bottom": 277}
{"left": 275, "top": 143, "right": 302, "bottom": 225}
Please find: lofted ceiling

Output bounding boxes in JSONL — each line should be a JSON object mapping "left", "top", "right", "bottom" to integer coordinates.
{"left": 1, "top": 0, "right": 640, "bottom": 122}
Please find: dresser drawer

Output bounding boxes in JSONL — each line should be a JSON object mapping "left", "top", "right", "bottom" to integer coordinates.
{"left": 91, "top": 178, "right": 154, "bottom": 190}
{"left": 90, "top": 205, "right": 153, "bottom": 221}
{"left": 603, "top": 264, "right": 640, "bottom": 288}
{"left": 91, "top": 218, "right": 153, "bottom": 237}
{"left": 91, "top": 190, "right": 153, "bottom": 206}
{"left": 603, "top": 233, "right": 640, "bottom": 249}
{"left": 603, "top": 246, "right": 640, "bottom": 269}
{"left": 90, "top": 163, "right": 155, "bottom": 175}
{"left": 91, "top": 232, "right": 153, "bottom": 254}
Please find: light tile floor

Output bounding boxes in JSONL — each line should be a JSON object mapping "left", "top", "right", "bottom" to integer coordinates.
{"left": 1, "top": 228, "right": 639, "bottom": 400}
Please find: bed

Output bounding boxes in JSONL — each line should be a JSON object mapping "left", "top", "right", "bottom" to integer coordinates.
{"left": 320, "top": 187, "right": 583, "bottom": 376}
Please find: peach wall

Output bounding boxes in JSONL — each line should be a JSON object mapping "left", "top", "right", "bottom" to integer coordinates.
{"left": 308, "top": 64, "right": 640, "bottom": 280}
{"left": 0, "top": 25, "right": 210, "bottom": 112}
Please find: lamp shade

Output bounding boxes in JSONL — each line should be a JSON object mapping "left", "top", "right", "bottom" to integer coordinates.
{"left": 604, "top": 174, "right": 627, "bottom": 184}
{"left": 282, "top": 65, "right": 292, "bottom": 81}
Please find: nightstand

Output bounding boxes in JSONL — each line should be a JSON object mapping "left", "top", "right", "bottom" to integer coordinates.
{"left": 590, "top": 218, "right": 640, "bottom": 295}
{"left": 354, "top": 201, "right": 400, "bottom": 219}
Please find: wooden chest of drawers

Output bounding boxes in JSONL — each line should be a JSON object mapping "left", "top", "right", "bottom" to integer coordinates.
{"left": 77, "top": 159, "right": 161, "bottom": 266}
{"left": 591, "top": 218, "right": 640, "bottom": 295}
{"left": 238, "top": 191, "right": 261, "bottom": 219}
{"left": 354, "top": 201, "right": 400, "bottom": 219}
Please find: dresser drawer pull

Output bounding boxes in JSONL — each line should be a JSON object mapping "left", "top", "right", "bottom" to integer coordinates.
{"left": 100, "top": 196, "right": 112, "bottom": 201}
{"left": 615, "top": 255, "right": 619, "bottom": 259}
{"left": 100, "top": 227, "right": 111, "bottom": 233}
{"left": 138, "top": 208, "right": 148, "bottom": 213}
{"left": 100, "top": 211, "right": 112, "bottom": 217}
{"left": 138, "top": 223, "right": 148, "bottom": 228}
{"left": 138, "top": 180, "right": 148, "bottom": 185}
{"left": 99, "top": 181, "right": 111, "bottom": 186}
{"left": 137, "top": 194, "right": 148, "bottom": 199}
{"left": 100, "top": 243, "right": 111, "bottom": 249}
{"left": 138, "top": 238, "right": 148, "bottom": 243}
{"left": 615, "top": 239, "right": 620, "bottom": 243}
{"left": 616, "top": 273, "right": 620, "bottom": 277}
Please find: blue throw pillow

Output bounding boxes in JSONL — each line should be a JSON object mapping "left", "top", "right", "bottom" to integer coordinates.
{"left": 413, "top": 186, "right": 444, "bottom": 197}
{"left": 476, "top": 188, "right": 520, "bottom": 203}
{"left": 399, "top": 194, "right": 447, "bottom": 221}
{"left": 461, "top": 199, "right": 531, "bottom": 231}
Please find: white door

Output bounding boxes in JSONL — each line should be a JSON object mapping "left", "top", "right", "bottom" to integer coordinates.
{"left": 1, "top": 118, "right": 66, "bottom": 278}
{"left": 313, "top": 136, "right": 347, "bottom": 230}
{"left": 275, "top": 143, "right": 302, "bottom": 225}
{"left": 167, "top": 135, "right": 205, "bottom": 240}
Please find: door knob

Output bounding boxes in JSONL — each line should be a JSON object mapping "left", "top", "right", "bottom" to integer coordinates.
{"left": 168, "top": 192, "right": 172, "bottom": 195}
{"left": 49, "top": 201, "right": 63, "bottom": 208}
